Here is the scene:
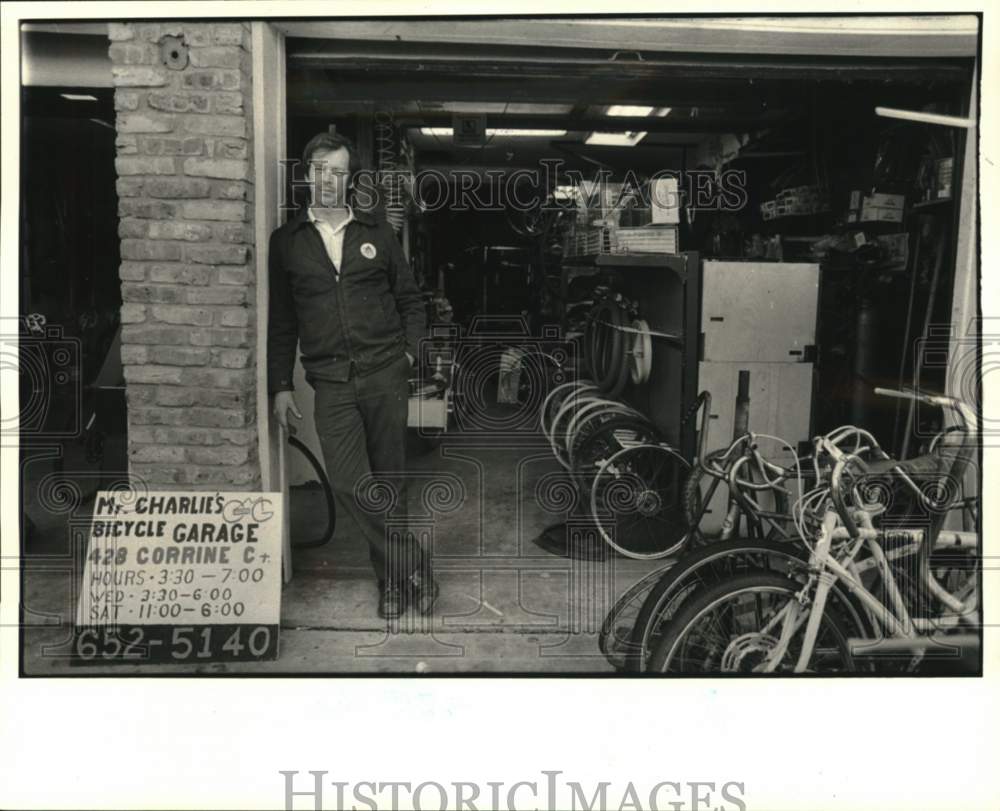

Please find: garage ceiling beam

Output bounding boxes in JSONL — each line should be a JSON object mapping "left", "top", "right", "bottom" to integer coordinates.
{"left": 286, "top": 49, "right": 971, "bottom": 84}
{"left": 288, "top": 71, "right": 794, "bottom": 108}
{"left": 285, "top": 106, "right": 793, "bottom": 134}
{"left": 395, "top": 112, "right": 792, "bottom": 134}
{"left": 277, "top": 17, "right": 978, "bottom": 59}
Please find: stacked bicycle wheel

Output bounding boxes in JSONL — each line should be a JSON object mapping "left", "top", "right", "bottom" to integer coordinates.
{"left": 584, "top": 297, "right": 653, "bottom": 398}
{"left": 538, "top": 377, "right": 691, "bottom": 560}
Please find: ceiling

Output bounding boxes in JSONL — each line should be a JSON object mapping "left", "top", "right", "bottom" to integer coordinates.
{"left": 286, "top": 34, "right": 971, "bottom": 174}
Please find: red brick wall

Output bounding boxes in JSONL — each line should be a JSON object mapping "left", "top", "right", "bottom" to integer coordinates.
{"left": 107, "top": 22, "right": 260, "bottom": 490}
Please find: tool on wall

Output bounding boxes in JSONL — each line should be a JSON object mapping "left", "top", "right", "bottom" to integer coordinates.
{"left": 374, "top": 109, "right": 409, "bottom": 234}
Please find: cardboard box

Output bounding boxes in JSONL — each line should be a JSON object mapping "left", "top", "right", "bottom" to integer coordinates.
{"left": 612, "top": 226, "right": 679, "bottom": 255}
{"left": 861, "top": 195, "right": 905, "bottom": 223}
{"left": 650, "top": 177, "right": 681, "bottom": 224}
{"left": 936, "top": 158, "right": 953, "bottom": 199}
{"left": 867, "top": 192, "right": 905, "bottom": 209}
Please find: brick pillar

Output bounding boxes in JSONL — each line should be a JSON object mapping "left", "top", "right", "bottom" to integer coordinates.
{"left": 107, "top": 21, "right": 260, "bottom": 491}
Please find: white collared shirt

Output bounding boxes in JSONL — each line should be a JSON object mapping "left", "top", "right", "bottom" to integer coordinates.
{"left": 307, "top": 205, "right": 354, "bottom": 279}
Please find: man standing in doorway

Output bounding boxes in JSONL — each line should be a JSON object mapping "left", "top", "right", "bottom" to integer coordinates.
{"left": 268, "top": 132, "right": 436, "bottom": 619}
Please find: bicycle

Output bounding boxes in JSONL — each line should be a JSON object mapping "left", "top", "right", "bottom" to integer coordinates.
{"left": 646, "top": 388, "right": 979, "bottom": 674}
{"left": 600, "top": 396, "right": 873, "bottom": 670}
{"left": 680, "top": 392, "right": 804, "bottom": 545}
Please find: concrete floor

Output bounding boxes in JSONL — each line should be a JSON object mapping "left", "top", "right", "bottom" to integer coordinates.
{"left": 20, "top": 414, "right": 669, "bottom": 675}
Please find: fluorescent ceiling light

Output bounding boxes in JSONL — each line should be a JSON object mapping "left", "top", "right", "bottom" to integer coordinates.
{"left": 585, "top": 131, "right": 648, "bottom": 147}
{"left": 553, "top": 185, "right": 582, "bottom": 201}
{"left": 486, "top": 129, "right": 566, "bottom": 137}
{"left": 505, "top": 104, "right": 574, "bottom": 114}
{"left": 419, "top": 128, "right": 566, "bottom": 137}
{"left": 60, "top": 93, "right": 98, "bottom": 102}
{"left": 419, "top": 103, "right": 573, "bottom": 115}
{"left": 605, "top": 105, "right": 672, "bottom": 118}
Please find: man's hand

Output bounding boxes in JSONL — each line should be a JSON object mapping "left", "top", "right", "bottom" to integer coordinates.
{"left": 406, "top": 352, "right": 415, "bottom": 367}
{"left": 273, "top": 391, "right": 302, "bottom": 432}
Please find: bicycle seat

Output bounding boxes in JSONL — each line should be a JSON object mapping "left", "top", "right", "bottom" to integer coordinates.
{"left": 863, "top": 453, "right": 951, "bottom": 480}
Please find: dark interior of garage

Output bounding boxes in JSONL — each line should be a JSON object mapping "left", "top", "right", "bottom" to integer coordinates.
{"left": 284, "top": 41, "right": 971, "bottom": 456}
{"left": 269, "top": 33, "right": 980, "bottom": 675}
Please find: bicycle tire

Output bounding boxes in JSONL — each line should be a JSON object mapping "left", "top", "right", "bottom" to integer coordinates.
{"left": 680, "top": 449, "right": 730, "bottom": 531}
{"left": 622, "top": 538, "right": 873, "bottom": 672}
{"left": 590, "top": 442, "right": 691, "bottom": 560}
{"left": 590, "top": 300, "right": 626, "bottom": 395}
{"left": 540, "top": 379, "right": 596, "bottom": 439}
{"left": 549, "top": 391, "right": 605, "bottom": 467}
{"left": 602, "top": 302, "right": 630, "bottom": 398}
{"left": 598, "top": 561, "right": 674, "bottom": 670}
{"left": 628, "top": 318, "right": 652, "bottom": 385}
{"left": 572, "top": 414, "right": 661, "bottom": 495}
{"left": 647, "top": 572, "right": 860, "bottom": 674}
{"left": 565, "top": 399, "right": 646, "bottom": 468}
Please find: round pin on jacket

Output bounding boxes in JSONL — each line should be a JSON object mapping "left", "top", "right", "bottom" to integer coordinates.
{"left": 360, "top": 242, "right": 377, "bottom": 259}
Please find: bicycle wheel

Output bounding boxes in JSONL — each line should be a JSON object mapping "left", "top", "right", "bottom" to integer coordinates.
{"left": 647, "top": 572, "right": 859, "bottom": 674}
{"left": 540, "top": 380, "right": 596, "bottom": 439}
{"left": 624, "top": 538, "right": 811, "bottom": 672}
{"left": 628, "top": 318, "right": 652, "bottom": 385}
{"left": 550, "top": 391, "right": 604, "bottom": 468}
{"left": 565, "top": 399, "right": 646, "bottom": 468}
{"left": 588, "top": 300, "right": 627, "bottom": 395}
{"left": 598, "top": 562, "right": 674, "bottom": 670}
{"left": 572, "top": 415, "right": 661, "bottom": 495}
{"left": 590, "top": 442, "right": 691, "bottom": 559}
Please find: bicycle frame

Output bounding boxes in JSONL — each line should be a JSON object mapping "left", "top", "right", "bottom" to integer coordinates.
{"left": 692, "top": 431, "right": 803, "bottom": 541}
{"left": 759, "top": 509, "right": 979, "bottom": 673}
{"left": 758, "top": 388, "right": 980, "bottom": 672}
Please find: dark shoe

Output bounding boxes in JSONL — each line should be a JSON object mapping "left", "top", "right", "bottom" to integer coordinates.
{"left": 378, "top": 582, "right": 404, "bottom": 619}
{"left": 408, "top": 570, "right": 439, "bottom": 616}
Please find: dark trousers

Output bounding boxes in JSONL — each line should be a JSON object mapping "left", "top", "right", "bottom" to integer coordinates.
{"left": 311, "top": 355, "right": 425, "bottom": 583}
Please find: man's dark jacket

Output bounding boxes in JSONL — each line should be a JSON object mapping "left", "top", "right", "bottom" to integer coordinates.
{"left": 267, "top": 206, "right": 426, "bottom": 393}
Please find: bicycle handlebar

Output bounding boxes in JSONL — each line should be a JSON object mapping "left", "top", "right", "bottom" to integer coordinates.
{"left": 829, "top": 454, "right": 870, "bottom": 536}
{"left": 874, "top": 387, "right": 977, "bottom": 435}
{"left": 823, "top": 388, "right": 976, "bottom": 536}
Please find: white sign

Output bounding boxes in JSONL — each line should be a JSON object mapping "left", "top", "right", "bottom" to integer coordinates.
{"left": 74, "top": 490, "right": 282, "bottom": 663}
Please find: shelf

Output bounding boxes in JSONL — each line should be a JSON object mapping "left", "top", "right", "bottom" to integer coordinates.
{"left": 562, "top": 252, "right": 679, "bottom": 267}
{"left": 911, "top": 197, "right": 954, "bottom": 210}
{"left": 561, "top": 252, "right": 690, "bottom": 282}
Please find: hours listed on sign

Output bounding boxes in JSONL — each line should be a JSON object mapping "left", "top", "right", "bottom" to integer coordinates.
{"left": 135, "top": 585, "right": 245, "bottom": 620}
{"left": 87, "top": 565, "right": 266, "bottom": 589}
{"left": 71, "top": 624, "right": 279, "bottom": 664}
{"left": 84, "top": 567, "right": 266, "bottom": 623}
